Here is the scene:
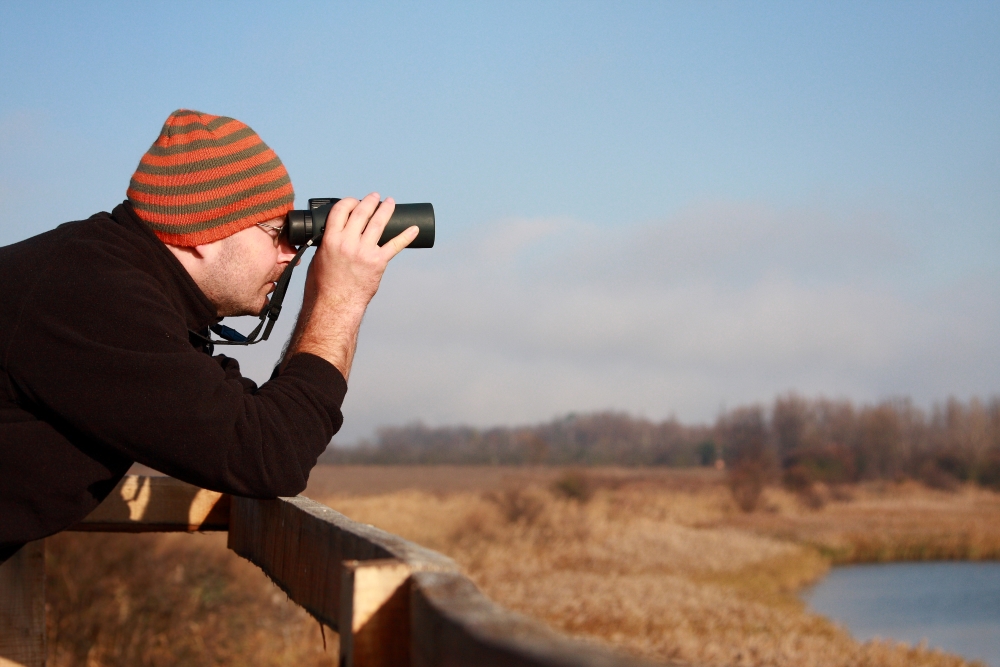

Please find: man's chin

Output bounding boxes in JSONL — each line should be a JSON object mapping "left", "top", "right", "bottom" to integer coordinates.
{"left": 257, "top": 295, "right": 271, "bottom": 316}
{"left": 216, "top": 298, "right": 269, "bottom": 319}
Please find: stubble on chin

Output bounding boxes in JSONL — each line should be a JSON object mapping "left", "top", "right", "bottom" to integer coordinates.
{"left": 219, "top": 265, "right": 285, "bottom": 318}
{"left": 199, "top": 244, "right": 268, "bottom": 318}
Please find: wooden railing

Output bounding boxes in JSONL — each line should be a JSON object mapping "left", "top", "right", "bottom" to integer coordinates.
{"left": 0, "top": 476, "right": 662, "bottom": 667}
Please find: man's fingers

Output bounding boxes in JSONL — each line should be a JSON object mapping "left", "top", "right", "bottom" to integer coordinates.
{"left": 380, "top": 225, "right": 419, "bottom": 260}
{"left": 361, "top": 197, "right": 396, "bottom": 245}
{"left": 327, "top": 198, "right": 360, "bottom": 234}
{"left": 343, "top": 192, "right": 381, "bottom": 239}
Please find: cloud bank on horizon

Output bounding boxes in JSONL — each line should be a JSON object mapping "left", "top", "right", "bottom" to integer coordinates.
{"left": 320, "top": 197, "right": 1000, "bottom": 442}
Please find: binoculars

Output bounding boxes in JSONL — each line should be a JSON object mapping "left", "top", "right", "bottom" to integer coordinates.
{"left": 206, "top": 196, "right": 433, "bottom": 347}
{"left": 286, "top": 198, "right": 435, "bottom": 248}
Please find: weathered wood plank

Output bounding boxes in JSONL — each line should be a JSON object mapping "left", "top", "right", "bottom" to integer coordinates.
{"left": 411, "top": 571, "right": 668, "bottom": 667}
{"left": 70, "top": 475, "right": 229, "bottom": 532}
{"left": 229, "top": 495, "right": 672, "bottom": 666}
{"left": 339, "top": 559, "right": 412, "bottom": 667}
{"left": 0, "top": 540, "right": 46, "bottom": 667}
{"left": 228, "top": 496, "right": 456, "bottom": 631}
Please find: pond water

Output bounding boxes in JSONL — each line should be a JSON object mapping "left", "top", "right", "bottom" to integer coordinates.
{"left": 802, "top": 562, "right": 1000, "bottom": 666}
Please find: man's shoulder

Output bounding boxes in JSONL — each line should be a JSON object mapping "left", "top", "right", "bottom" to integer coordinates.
{"left": 51, "top": 206, "right": 163, "bottom": 265}
{"left": 1, "top": 206, "right": 218, "bottom": 333}
{"left": 2, "top": 208, "right": 161, "bottom": 307}
{"left": 0, "top": 204, "right": 211, "bottom": 352}
{"left": 2, "top": 205, "right": 159, "bottom": 274}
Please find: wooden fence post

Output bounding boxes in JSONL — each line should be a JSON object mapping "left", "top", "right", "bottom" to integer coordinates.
{"left": 229, "top": 495, "right": 660, "bottom": 667}
{"left": 339, "top": 559, "right": 411, "bottom": 667}
{"left": 0, "top": 540, "right": 46, "bottom": 667}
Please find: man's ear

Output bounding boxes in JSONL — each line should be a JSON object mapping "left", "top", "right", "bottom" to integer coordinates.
{"left": 191, "top": 243, "right": 219, "bottom": 261}
{"left": 168, "top": 242, "right": 220, "bottom": 261}
{"left": 165, "top": 240, "right": 223, "bottom": 281}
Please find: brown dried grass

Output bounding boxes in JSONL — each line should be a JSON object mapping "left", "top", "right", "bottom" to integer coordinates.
{"left": 718, "top": 481, "right": 1000, "bottom": 563}
{"left": 316, "top": 468, "right": 996, "bottom": 667}
{"left": 45, "top": 532, "right": 336, "bottom": 667}
{"left": 44, "top": 466, "right": 998, "bottom": 666}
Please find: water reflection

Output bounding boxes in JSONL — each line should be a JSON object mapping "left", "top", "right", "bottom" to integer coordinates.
{"left": 803, "top": 562, "right": 1000, "bottom": 666}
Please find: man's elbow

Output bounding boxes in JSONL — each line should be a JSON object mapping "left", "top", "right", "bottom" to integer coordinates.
{"left": 223, "top": 470, "right": 309, "bottom": 499}
{"left": 243, "top": 479, "right": 307, "bottom": 499}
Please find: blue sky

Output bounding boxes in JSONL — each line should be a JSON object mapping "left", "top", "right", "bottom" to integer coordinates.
{"left": 2, "top": 2, "right": 998, "bottom": 441}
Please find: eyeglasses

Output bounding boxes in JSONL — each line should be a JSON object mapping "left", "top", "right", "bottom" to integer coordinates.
{"left": 256, "top": 222, "right": 286, "bottom": 247}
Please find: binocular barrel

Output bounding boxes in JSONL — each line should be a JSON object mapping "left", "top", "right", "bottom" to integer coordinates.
{"left": 286, "top": 198, "right": 435, "bottom": 248}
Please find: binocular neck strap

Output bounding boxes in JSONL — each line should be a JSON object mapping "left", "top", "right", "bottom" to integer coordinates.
{"left": 203, "top": 240, "right": 315, "bottom": 347}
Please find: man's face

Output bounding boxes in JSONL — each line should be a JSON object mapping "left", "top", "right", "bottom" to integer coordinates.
{"left": 198, "top": 218, "right": 298, "bottom": 318}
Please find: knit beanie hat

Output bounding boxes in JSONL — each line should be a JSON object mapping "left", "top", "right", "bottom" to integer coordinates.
{"left": 127, "top": 109, "right": 294, "bottom": 246}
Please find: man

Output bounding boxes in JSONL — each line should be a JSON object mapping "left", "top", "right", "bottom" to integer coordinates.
{"left": 0, "top": 110, "right": 417, "bottom": 562}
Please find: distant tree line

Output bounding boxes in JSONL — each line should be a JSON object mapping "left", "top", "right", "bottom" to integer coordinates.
{"left": 324, "top": 394, "right": 1000, "bottom": 490}
{"left": 721, "top": 395, "right": 1000, "bottom": 503}
{"left": 325, "top": 412, "right": 713, "bottom": 467}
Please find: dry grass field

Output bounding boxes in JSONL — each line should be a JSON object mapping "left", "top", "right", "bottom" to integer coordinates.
{"left": 44, "top": 465, "right": 1000, "bottom": 666}
{"left": 45, "top": 532, "right": 333, "bottom": 667}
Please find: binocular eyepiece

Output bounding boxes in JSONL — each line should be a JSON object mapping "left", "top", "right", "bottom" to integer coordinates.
{"left": 286, "top": 198, "right": 435, "bottom": 248}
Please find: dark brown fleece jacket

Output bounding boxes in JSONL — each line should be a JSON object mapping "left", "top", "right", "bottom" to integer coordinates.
{"left": 0, "top": 202, "right": 346, "bottom": 561}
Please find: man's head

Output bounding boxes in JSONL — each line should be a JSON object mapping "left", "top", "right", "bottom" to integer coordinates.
{"left": 171, "top": 217, "right": 298, "bottom": 317}
{"left": 128, "top": 110, "right": 297, "bottom": 317}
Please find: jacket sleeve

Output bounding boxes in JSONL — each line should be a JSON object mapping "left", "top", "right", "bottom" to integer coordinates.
{"left": 7, "top": 235, "right": 346, "bottom": 498}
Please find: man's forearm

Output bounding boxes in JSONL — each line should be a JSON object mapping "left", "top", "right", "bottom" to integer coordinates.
{"left": 278, "top": 193, "right": 416, "bottom": 381}
{"left": 283, "top": 292, "right": 367, "bottom": 382}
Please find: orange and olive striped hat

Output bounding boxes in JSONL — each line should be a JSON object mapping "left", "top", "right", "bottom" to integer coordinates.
{"left": 127, "top": 109, "right": 294, "bottom": 246}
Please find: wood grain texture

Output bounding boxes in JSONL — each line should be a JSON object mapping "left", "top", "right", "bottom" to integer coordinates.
{"left": 227, "top": 495, "right": 456, "bottom": 631}
{"left": 340, "top": 559, "right": 412, "bottom": 667}
{"left": 0, "top": 540, "right": 46, "bottom": 667}
{"left": 410, "top": 571, "right": 668, "bottom": 667}
{"left": 70, "top": 475, "right": 229, "bottom": 532}
{"left": 229, "top": 495, "right": 669, "bottom": 666}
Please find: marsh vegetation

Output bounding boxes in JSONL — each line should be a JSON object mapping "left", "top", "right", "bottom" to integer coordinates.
{"left": 45, "top": 465, "right": 1000, "bottom": 666}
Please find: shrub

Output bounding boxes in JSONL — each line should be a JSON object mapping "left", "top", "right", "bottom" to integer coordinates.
{"left": 783, "top": 445, "right": 857, "bottom": 485}
{"left": 782, "top": 464, "right": 813, "bottom": 494}
{"left": 919, "top": 459, "right": 960, "bottom": 492}
{"left": 978, "top": 452, "right": 1000, "bottom": 490}
{"left": 782, "top": 464, "right": 826, "bottom": 509}
{"left": 550, "top": 470, "right": 594, "bottom": 502}
{"left": 697, "top": 440, "right": 717, "bottom": 466}
{"left": 728, "top": 461, "right": 767, "bottom": 512}
{"left": 486, "top": 487, "right": 546, "bottom": 524}
{"left": 933, "top": 449, "right": 972, "bottom": 481}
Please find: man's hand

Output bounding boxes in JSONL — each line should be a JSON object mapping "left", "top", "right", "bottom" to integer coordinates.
{"left": 284, "top": 193, "right": 418, "bottom": 380}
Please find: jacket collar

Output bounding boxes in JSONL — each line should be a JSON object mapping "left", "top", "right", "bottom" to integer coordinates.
{"left": 111, "top": 201, "right": 219, "bottom": 332}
